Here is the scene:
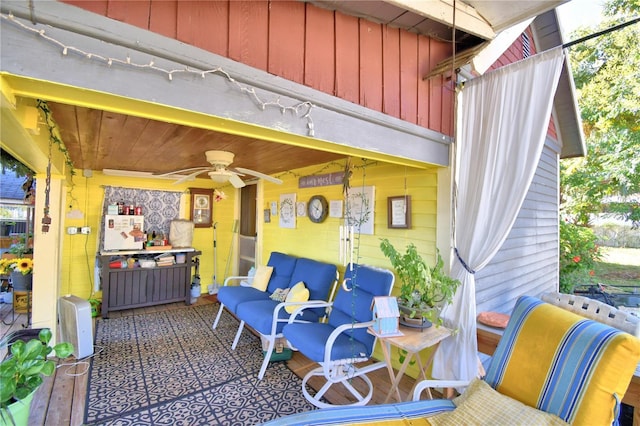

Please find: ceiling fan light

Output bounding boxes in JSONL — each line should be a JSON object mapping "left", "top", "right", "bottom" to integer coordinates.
{"left": 208, "top": 170, "right": 230, "bottom": 183}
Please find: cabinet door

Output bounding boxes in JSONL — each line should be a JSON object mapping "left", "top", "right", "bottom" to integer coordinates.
{"left": 153, "top": 266, "right": 188, "bottom": 302}
{"left": 108, "top": 269, "right": 153, "bottom": 308}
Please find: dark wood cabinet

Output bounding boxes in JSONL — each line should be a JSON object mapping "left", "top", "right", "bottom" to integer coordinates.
{"left": 98, "top": 249, "right": 201, "bottom": 318}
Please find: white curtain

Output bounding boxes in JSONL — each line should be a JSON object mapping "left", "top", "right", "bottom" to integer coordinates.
{"left": 432, "top": 47, "right": 565, "bottom": 381}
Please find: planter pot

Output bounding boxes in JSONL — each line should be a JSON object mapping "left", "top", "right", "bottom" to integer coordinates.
{"left": 9, "top": 272, "right": 32, "bottom": 292}
{"left": 398, "top": 304, "right": 437, "bottom": 330}
{"left": 1, "top": 389, "right": 35, "bottom": 426}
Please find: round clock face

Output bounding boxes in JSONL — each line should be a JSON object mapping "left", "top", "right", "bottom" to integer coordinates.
{"left": 308, "top": 195, "right": 328, "bottom": 223}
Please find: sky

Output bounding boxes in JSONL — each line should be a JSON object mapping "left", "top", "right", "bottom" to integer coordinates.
{"left": 556, "top": 0, "right": 605, "bottom": 39}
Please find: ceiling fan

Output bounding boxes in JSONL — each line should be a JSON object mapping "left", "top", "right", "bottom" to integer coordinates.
{"left": 156, "top": 150, "right": 283, "bottom": 188}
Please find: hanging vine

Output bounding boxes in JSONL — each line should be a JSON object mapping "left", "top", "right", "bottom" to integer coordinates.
{"left": 36, "top": 100, "right": 77, "bottom": 230}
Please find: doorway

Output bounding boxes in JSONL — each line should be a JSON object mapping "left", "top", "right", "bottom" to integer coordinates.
{"left": 237, "top": 184, "right": 257, "bottom": 275}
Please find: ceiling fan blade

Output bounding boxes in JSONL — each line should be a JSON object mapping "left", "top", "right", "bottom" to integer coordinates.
{"left": 228, "top": 173, "right": 246, "bottom": 188}
{"left": 234, "top": 167, "right": 283, "bottom": 185}
{"left": 154, "top": 167, "right": 210, "bottom": 177}
{"left": 173, "top": 169, "right": 209, "bottom": 184}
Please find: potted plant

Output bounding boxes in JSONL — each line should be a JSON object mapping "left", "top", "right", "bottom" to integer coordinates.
{"left": 379, "top": 239, "right": 460, "bottom": 328}
{"left": 0, "top": 328, "right": 74, "bottom": 425}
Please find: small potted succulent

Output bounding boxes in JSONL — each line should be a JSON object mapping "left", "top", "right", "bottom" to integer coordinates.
{"left": 0, "top": 329, "right": 73, "bottom": 425}
{"left": 380, "top": 239, "right": 460, "bottom": 328}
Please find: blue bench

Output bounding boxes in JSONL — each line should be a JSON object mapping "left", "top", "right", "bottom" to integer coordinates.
{"left": 213, "top": 252, "right": 338, "bottom": 379}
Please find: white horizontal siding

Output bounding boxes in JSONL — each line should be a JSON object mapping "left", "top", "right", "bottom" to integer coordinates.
{"left": 475, "top": 139, "right": 560, "bottom": 314}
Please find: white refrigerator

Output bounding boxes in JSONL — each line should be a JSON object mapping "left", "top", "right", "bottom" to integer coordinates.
{"left": 103, "top": 215, "right": 145, "bottom": 251}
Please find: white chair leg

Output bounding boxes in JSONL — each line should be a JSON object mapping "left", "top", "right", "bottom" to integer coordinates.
{"left": 301, "top": 364, "right": 377, "bottom": 409}
{"left": 232, "top": 320, "right": 245, "bottom": 350}
{"left": 258, "top": 336, "right": 274, "bottom": 380}
{"left": 212, "top": 303, "right": 225, "bottom": 329}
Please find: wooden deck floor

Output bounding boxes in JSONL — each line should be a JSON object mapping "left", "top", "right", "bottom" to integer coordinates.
{"left": 0, "top": 297, "right": 424, "bottom": 425}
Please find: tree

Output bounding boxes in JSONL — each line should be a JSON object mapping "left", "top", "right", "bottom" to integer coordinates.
{"left": 561, "top": 0, "right": 640, "bottom": 228}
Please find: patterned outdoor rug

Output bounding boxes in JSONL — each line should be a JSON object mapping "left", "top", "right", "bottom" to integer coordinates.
{"left": 84, "top": 303, "right": 316, "bottom": 425}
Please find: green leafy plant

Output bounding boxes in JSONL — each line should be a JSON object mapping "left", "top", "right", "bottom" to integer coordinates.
{"left": 379, "top": 239, "right": 460, "bottom": 325}
{"left": 0, "top": 329, "right": 74, "bottom": 410}
{"left": 559, "top": 220, "right": 602, "bottom": 293}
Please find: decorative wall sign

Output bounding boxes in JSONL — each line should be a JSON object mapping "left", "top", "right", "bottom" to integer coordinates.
{"left": 387, "top": 196, "right": 411, "bottom": 229}
{"left": 279, "top": 193, "right": 296, "bottom": 228}
{"left": 296, "top": 201, "right": 307, "bottom": 217}
{"left": 345, "top": 186, "right": 375, "bottom": 235}
{"left": 298, "top": 172, "right": 345, "bottom": 188}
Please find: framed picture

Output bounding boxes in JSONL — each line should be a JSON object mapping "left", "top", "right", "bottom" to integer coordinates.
{"left": 387, "top": 195, "right": 411, "bottom": 229}
{"left": 189, "top": 188, "right": 213, "bottom": 228}
{"left": 264, "top": 209, "right": 271, "bottom": 223}
{"left": 345, "top": 186, "right": 375, "bottom": 235}
{"left": 279, "top": 193, "right": 296, "bottom": 228}
{"left": 329, "top": 200, "right": 343, "bottom": 218}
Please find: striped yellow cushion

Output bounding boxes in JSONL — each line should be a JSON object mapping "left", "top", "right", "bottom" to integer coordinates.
{"left": 485, "top": 296, "right": 640, "bottom": 425}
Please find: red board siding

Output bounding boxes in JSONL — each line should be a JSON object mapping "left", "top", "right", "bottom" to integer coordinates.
{"left": 228, "top": 1, "right": 269, "bottom": 71}
{"left": 360, "top": 21, "right": 383, "bottom": 112}
{"left": 417, "top": 36, "right": 431, "bottom": 128}
{"left": 382, "top": 26, "right": 401, "bottom": 119}
{"left": 149, "top": 1, "right": 177, "bottom": 39}
{"left": 304, "top": 6, "right": 336, "bottom": 94}
{"left": 107, "top": 0, "right": 150, "bottom": 29}
{"left": 430, "top": 39, "right": 454, "bottom": 134}
{"left": 177, "top": 1, "right": 228, "bottom": 57}
{"left": 268, "top": 2, "right": 305, "bottom": 84}
{"left": 62, "top": 0, "right": 457, "bottom": 136}
{"left": 335, "top": 14, "right": 360, "bottom": 104}
{"left": 399, "top": 32, "right": 418, "bottom": 124}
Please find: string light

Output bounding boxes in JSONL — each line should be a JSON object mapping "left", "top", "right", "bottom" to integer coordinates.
{"left": 1, "top": 12, "right": 316, "bottom": 136}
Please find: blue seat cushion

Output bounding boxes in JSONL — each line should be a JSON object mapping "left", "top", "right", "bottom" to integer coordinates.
{"left": 265, "top": 252, "right": 298, "bottom": 294}
{"left": 217, "top": 285, "right": 271, "bottom": 314}
{"left": 284, "top": 322, "right": 369, "bottom": 362}
{"left": 237, "top": 299, "right": 320, "bottom": 335}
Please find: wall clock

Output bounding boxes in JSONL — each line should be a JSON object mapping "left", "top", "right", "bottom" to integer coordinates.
{"left": 308, "top": 195, "right": 329, "bottom": 223}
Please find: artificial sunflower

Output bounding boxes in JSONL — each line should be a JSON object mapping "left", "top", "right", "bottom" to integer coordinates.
{"left": 15, "top": 258, "right": 33, "bottom": 275}
{"left": 0, "top": 257, "right": 33, "bottom": 275}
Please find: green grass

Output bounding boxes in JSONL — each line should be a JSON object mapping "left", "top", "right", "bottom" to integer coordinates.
{"left": 593, "top": 247, "right": 640, "bottom": 288}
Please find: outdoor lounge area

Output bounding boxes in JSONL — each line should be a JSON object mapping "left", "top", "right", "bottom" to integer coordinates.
{"left": 4, "top": 0, "right": 636, "bottom": 425}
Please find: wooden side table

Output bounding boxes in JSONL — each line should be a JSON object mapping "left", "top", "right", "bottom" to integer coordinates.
{"left": 373, "top": 324, "right": 452, "bottom": 403}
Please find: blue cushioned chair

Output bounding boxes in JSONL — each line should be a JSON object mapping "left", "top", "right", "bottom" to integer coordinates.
{"left": 283, "top": 263, "right": 395, "bottom": 408}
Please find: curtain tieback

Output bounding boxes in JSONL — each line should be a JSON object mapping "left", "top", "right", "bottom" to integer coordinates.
{"left": 455, "top": 248, "right": 476, "bottom": 274}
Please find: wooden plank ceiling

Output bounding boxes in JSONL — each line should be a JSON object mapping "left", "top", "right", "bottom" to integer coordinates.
{"left": 49, "top": 102, "right": 345, "bottom": 180}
